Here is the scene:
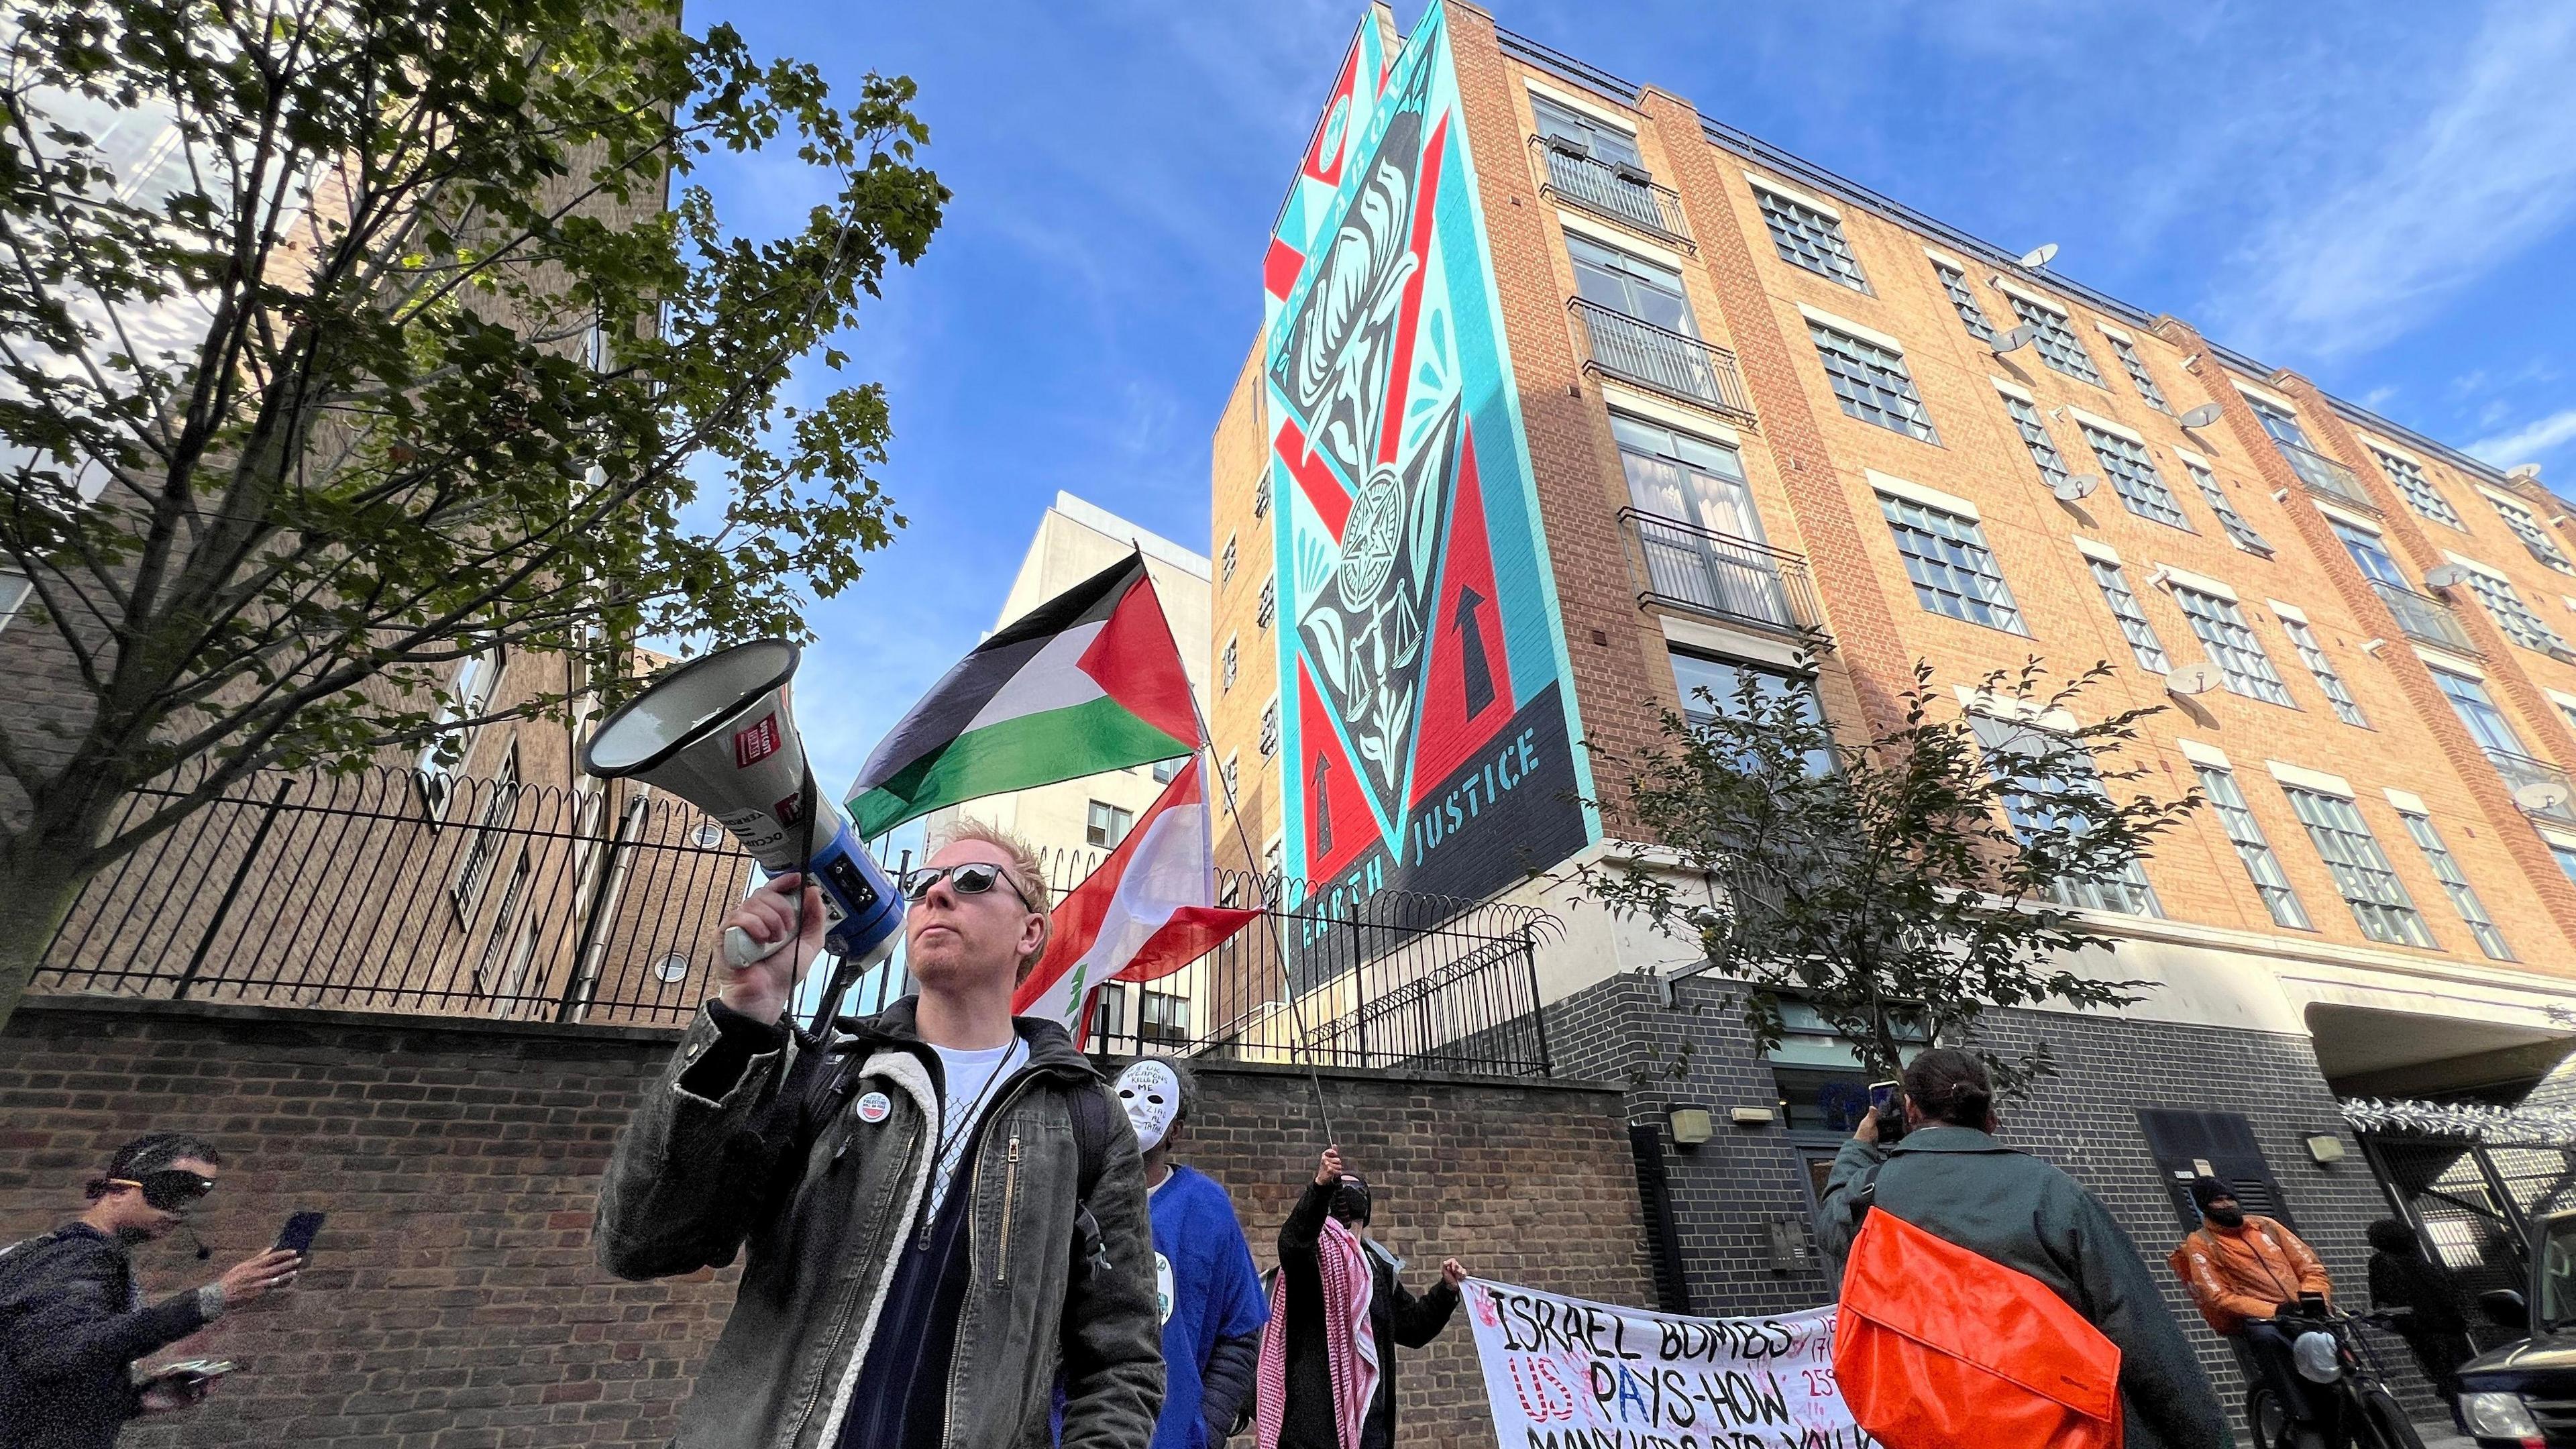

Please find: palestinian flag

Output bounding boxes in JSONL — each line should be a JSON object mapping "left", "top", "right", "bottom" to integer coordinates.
{"left": 1012, "top": 756, "right": 1262, "bottom": 1041}
{"left": 847, "top": 553, "right": 1199, "bottom": 837}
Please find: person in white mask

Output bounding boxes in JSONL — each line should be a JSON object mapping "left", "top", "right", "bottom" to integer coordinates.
{"left": 1113, "top": 1057, "right": 1266, "bottom": 1449}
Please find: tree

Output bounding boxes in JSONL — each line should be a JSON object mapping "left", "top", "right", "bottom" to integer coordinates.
{"left": 1576, "top": 657, "right": 2198, "bottom": 1096}
{"left": 0, "top": 0, "right": 946, "bottom": 1026}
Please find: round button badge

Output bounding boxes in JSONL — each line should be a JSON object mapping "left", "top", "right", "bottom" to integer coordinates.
{"left": 855, "top": 1091, "right": 891, "bottom": 1124}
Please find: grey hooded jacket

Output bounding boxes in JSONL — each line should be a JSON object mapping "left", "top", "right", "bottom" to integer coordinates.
{"left": 595, "top": 998, "right": 1163, "bottom": 1449}
{"left": 1818, "top": 1126, "right": 2235, "bottom": 1449}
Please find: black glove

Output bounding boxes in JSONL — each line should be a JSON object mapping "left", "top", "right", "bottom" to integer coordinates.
{"left": 2295, "top": 1292, "right": 2328, "bottom": 1317}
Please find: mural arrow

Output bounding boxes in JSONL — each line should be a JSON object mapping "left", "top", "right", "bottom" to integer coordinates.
{"left": 1451, "top": 584, "right": 1495, "bottom": 720}
{"left": 1311, "top": 755, "right": 1335, "bottom": 855}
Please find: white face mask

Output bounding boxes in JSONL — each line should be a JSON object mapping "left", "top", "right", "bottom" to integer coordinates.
{"left": 1114, "top": 1061, "right": 1181, "bottom": 1154}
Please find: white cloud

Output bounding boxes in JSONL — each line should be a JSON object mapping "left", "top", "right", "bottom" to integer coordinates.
{"left": 2469, "top": 408, "right": 2576, "bottom": 468}
{"left": 2208, "top": 3, "right": 2576, "bottom": 358}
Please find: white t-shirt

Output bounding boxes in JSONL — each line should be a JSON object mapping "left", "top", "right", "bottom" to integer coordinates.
{"left": 926, "top": 1038, "right": 1026, "bottom": 1219}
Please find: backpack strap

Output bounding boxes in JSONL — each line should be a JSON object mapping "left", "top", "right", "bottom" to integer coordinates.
{"left": 1065, "top": 1081, "right": 1118, "bottom": 1281}
{"left": 1845, "top": 1159, "right": 1887, "bottom": 1230}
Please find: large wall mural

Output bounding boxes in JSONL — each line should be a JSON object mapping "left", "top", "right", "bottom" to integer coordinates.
{"left": 1265, "top": 0, "right": 1595, "bottom": 943}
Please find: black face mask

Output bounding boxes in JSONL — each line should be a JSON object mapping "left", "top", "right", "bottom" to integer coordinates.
{"left": 1330, "top": 1177, "right": 1372, "bottom": 1228}
{"left": 2203, "top": 1204, "right": 2245, "bottom": 1229}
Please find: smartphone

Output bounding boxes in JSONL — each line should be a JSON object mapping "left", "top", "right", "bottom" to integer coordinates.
{"left": 274, "top": 1211, "right": 326, "bottom": 1255}
{"left": 1867, "top": 1081, "right": 1906, "bottom": 1142}
{"left": 156, "top": 1359, "right": 236, "bottom": 1384}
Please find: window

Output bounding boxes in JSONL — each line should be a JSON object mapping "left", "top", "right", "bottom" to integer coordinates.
{"left": 2183, "top": 458, "right": 2272, "bottom": 555}
{"left": 419, "top": 647, "right": 505, "bottom": 820}
{"left": 1932, "top": 262, "right": 1994, "bottom": 342}
{"left": 474, "top": 851, "right": 533, "bottom": 994}
{"left": 2429, "top": 667, "right": 2531, "bottom": 757}
{"left": 2459, "top": 566, "right": 2573, "bottom": 657}
{"left": 1755, "top": 186, "right": 1868, "bottom": 290}
{"left": 1222, "top": 753, "right": 1240, "bottom": 806}
{"left": 1151, "top": 757, "right": 1181, "bottom": 784}
{"left": 1532, "top": 95, "right": 1645, "bottom": 171}
{"left": 1968, "top": 714, "right": 2159, "bottom": 916}
{"left": 2279, "top": 785, "right": 2434, "bottom": 948}
{"left": 2277, "top": 615, "right": 2366, "bottom": 727}
{"left": 0, "top": 570, "right": 28, "bottom": 634}
{"left": 1258, "top": 697, "right": 1279, "bottom": 758}
{"left": 1086, "top": 800, "right": 1135, "bottom": 850}
{"left": 2330, "top": 518, "right": 2410, "bottom": 588}
{"left": 2371, "top": 449, "right": 2461, "bottom": 529}
{"left": 1880, "top": 494, "right": 2023, "bottom": 632}
{"left": 2000, "top": 394, "right": 2070, "bottom": 491}
{"left": 1252, "top": 478, "right": 1270, "bottom": 519}
{"left": 1811, "top": 323, "right": 1937, "bottom": 442}
{"left": 1567, "top": 234, "right": 1695, "bottom": 335}
{"left": 1614, "top": 415, "right": 1761, "bottom": 539}
{"left": 2193, "top": 764, "right": 2310, "bottom": 930}
{"left": 2085, "top": 557, "right": 2171, "bottom": 673}
{"left": 2169, "top": 585, "right": 2294, "bottom": 705}
{"left": 1256, "top": 575, "right": 1275, "bottom": 631}
{"left": 2396, "top": 811, "right": 2510, "bottom": 960}
{"left": 450, "top": 746, "right": 520, "bottom": 918}
{"left": 2485, "top": 490, "right": 2575, "bottom": 574}
{"left": 2555, "top": 841, "right": 2576, "bottom": 891}
{"left": 2106, "top": 333, "right": 2171, "bottom": 413}
{"left": 1220, "top": 533, "right": 1236, "bottom": 583}
{"left": 1222, "top": 636, "right": 1238, "bottom": 691}
{"left": 2083, "top": 427, "right": 2190, "bottom": 529}
{"left": 1668, "top": 649, "right": 1830, "bottom": 773}
{"left": 2006, "top": 295, "right": 2104, "bottom": 385}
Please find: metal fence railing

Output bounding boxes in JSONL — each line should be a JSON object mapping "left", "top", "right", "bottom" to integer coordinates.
{"left": 1569, "top": 297, "right": 1757, "bottom": 425}
{"left": 2369, "top": 578, "right": 2479, "bottom": 656}
{"left": 1530, "top": 135, "right": 1691, "bottom": 246}
{"left": 1619, "top": 507, "right": 1827, "bottom": 642}
{"left": 2274, "top": 437, "right": 2378, "bottom": 513}
{"left": 36, "top": 771, "right": 1560, "bottom": 1075}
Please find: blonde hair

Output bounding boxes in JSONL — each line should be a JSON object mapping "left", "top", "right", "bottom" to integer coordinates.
{"left": 931, "top": 818, "right": 1052, "bottom": 979}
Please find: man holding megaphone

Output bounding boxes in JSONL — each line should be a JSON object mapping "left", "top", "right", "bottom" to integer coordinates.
{"left": 594, "top": 812, "right": 1165, "bottom": 1449}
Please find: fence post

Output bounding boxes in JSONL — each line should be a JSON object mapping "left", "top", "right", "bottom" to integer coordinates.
{"left": 171, "top": 778, "right": 295, "bottom": 1000}
{"left": 1521, "top": 927, "right": 1552, "bottom": 1077}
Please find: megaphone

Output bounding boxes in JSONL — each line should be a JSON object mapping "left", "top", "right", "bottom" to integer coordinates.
{"left": 581, "top": 639, "right": 903, "bottom": 976}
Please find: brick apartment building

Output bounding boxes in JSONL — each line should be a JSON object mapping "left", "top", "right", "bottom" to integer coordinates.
{"left": 1213, "top": 0, "right": 2576, "bottom": 1396}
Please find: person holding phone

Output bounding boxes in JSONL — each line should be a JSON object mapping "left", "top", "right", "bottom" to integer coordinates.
{"left": 0, "top": 1132, "right": 303, "bottom": 1449}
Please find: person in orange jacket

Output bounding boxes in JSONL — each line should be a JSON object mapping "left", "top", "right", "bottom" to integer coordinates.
{"left": 2168, "top": 1177, "right": 2334, "bottom": 1434}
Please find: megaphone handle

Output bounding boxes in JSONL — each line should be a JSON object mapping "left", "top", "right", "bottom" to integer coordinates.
{"left": 724, "top": 924, "right": 794, "bottom": 969}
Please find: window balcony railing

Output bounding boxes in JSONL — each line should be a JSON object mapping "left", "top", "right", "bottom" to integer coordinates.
{"left": 1531, "top": 135, "right": 1692, "bottom": 248}
{"left": 2367, "top": 579, "right": 2479, "bottom": 657}
{"left": 2486, "top": 747, "right": 2576, "bottom": 827}
{"left": 1620, "top": 507, "right": 1827, "bottom": 641}
{"left": 2274, "top": 438, "right": 2378, "bottom": 514}
{"left": 1570, "top": 297, "right": 1757, "bottom": 425}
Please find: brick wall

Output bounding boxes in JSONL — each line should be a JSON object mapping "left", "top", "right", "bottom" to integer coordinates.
{"left": 1546, "top": 972, "right": 2435, "bottom": 1413}
{"left": 0, "top": 998, "right": 1650, "bottom": 1449}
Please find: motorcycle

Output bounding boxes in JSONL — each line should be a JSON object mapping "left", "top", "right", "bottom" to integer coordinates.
{"left": 2245, "top": 1306, "right": 2428, "bottom": 1449}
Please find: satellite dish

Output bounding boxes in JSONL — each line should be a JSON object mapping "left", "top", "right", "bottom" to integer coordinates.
{"left": 2516, "top": 780, "right": 2573, "bottom": 814}
{"left": 2162, "top": 663, "right": 2222, "bottom": 697}
{"left": 2051, "top": 474, "right": 2100, "bottom": 502}
{"left": 2509, "top": 463, "right": 2544, "bottom": 481}
{"left": 2422, "top": 564, "right": 2469, "bottom": 590}
{"left": 2179, "top": 403, "right": 2224, "bottom": 429}
{"left": 1991, "top": 324, "right": 2037, "bottom": 356}
{"left": 2019, "top": 243, "right": 2059, "bottom": 269}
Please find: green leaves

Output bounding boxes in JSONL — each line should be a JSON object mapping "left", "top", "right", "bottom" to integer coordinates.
{"left": 1578, "top": 657, "right": 2194, "bottom": 1099}
{"left": 0, "top": 0, "right": 945, "bottom": 877}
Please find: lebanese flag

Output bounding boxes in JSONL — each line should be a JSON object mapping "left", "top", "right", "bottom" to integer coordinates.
{"left": 847, "top": 553, "right": 1198, "bottom": 837}
{"left": 1012, "top": 756, "right": 1263, "bottom": 1042}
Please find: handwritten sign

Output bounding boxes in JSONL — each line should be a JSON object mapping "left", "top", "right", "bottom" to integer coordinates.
{"left": 1463, "top": 1279, "right": 1874, "bottom": 1449}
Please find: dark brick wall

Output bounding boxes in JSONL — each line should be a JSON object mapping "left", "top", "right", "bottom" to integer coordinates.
{"left": 0, "top": 997, "right": 1650, "bottom": 1449}
{"left": 1546, "top": 973, "right": 2429, "bottom": 1413}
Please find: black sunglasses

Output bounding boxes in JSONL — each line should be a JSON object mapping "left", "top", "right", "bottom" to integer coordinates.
{"left": 112, "top": 1169, "right": 217, "bottom": 1212}
{"left": 900, "top": 862, "right": 1036, "bottom": 911}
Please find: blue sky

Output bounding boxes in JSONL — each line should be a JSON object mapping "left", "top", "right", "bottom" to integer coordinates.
{"left": 692, "top": 0, "right": 2576, "bottom": 798}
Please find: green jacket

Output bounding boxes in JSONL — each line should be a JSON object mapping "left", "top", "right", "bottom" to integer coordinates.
{"left": 1818, "top": 1126, "right": 2235, "bottom": 1449}
{"left": 594, "top": 999, "right": 1163, "bottom": 1449}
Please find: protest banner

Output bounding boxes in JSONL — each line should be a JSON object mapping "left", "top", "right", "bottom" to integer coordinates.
{"left": 1462, "top": 1279, "right": 1876, "bottom": 1449}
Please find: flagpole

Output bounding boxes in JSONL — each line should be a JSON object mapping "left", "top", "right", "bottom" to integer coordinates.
{"left": 1145, "top": 545, "right": 1339, "bottom": 1149}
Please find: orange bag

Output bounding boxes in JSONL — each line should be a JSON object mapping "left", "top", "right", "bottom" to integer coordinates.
{"left": 1833, "top": 1203, "right": 2124, "bottom": 1449}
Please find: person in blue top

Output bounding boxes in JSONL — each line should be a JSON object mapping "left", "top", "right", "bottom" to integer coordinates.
{"left": 1114, "top": 1056, "right": 1267, "bottom": 1449}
